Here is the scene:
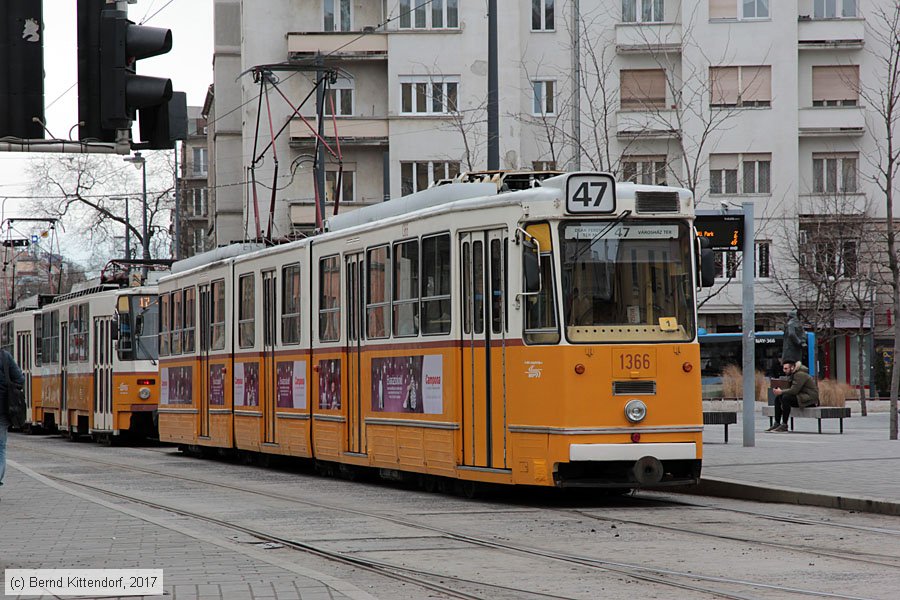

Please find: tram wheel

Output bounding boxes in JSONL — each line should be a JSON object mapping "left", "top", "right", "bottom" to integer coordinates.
{"left": 458, "top": 480, "right": 479, "bottom": 499}
{"left": 422, "top": 475, "right": 438, "bottom": 493}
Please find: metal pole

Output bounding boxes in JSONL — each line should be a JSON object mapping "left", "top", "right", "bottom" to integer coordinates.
{"left": 742, "top": 202, "right": 756, "bottom": 447}
{"left": 571, "top": 0, "right": 581, "bottom": 170}
{"left": 124, "top": 197, "right": 131, "bottom": 260}
{"left": 315, "top": 56, "right": 326, "bottom": 228}
{"left": 869, "top": 289, "right": 877, "bottom": 399}
{"left": 487, "top": 0, "right": 499, "bottom": 170}
{"left": 173, "top": 144, "right": 180, "bottom": 260}
{"left": 141, "top": 155, "right": 149, "bottom": 260}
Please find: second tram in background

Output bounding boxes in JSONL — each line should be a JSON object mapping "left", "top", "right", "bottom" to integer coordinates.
{"left": 0, "top": 261, "right": 166, "bottom": 442}
{"left": 158, "top": 171, "right": 714, "bottom": 489}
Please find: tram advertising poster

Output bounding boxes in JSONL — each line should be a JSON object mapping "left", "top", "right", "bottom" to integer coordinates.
{"left": 371, "top": 355, "right": 443, "bottom": 414}
{"left": 318, "top": 359, "right": 341, "bottom": 410}
{"left": 276, "top": 360, "right": 307, "bottom": 409}
{"left": 161, "top": 366, "right": 192, "bottom": 405}
{"left": 234, "top": 362, "right": 260, "bottom": 407}
{"left": 209, "top": 364, "right": 226, "bottom": 406}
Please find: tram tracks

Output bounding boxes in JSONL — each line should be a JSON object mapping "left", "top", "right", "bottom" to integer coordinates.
{"left": 19, "top": 442, "right": 892, "bottom": 600}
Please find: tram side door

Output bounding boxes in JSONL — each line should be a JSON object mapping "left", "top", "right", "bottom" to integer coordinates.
{"left": 262, "top": 270, "right": 277, "bottom": 444}
{"left": 345, "top": 253, "right": 365, "bottom": 455}
{"left": 92, "top": 317, "right": 114, "bottom": 431}
{"left": 15, "top": 331, "right": 32, "bottom": 423}
{"left": 60, "top": 321, "right": 69, "bottom": 430}
{"left": 198, "top": 284, "right": 212, "bottom": 438}
{"left": 459, "top": 230, "right": 508, "bottom": 469}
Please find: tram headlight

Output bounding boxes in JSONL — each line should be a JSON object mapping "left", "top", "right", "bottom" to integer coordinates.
{"left": 138, "top": 387, "right": 151, "bottom": 400}
{"left": 624, "top": 399, "right": 647, "bottom": 423}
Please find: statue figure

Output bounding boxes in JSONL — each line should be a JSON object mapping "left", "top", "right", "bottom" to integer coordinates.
{"left": 782, "top": 310, "right": 805, "bottom": 364}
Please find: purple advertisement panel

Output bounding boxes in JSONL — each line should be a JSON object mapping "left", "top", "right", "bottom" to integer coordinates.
{"left": 209, "top": 364, "right": 226, "bottom": 406}
{"left": 318, "top": 359, "right": 341, "bottom": 410}
{"left": 234, "top": 362, "right": 260, "bottom": 407}
{"left": 161, "top": 366, "right": 193, "bottom": 405}
{"left": 371, "top": 355, "right": 443, "bottom": 414}
{"left": 276, "top": 360, "right": 307, "bottom": 409}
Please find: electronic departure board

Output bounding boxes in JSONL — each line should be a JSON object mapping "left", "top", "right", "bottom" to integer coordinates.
{"left": 695, "top": 215, "right": 744, "bottom": 250}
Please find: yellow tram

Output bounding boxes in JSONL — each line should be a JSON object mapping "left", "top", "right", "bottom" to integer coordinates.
{"left": 158, "top": 172, "right": 711, "bottom": 488}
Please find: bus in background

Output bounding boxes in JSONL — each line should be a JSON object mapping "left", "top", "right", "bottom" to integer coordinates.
{"left": 699, "top": 330, "right": 816, "bottom": 398}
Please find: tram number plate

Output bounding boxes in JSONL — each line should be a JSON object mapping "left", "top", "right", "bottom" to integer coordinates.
{"left": 612, "top": 349, "right": 657, "bottom": 377}
{"left": 566, "top": 173, "right": 616, "bottom": 214}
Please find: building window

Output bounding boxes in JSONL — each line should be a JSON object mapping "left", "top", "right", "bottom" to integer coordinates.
{"left": 532, "top": 0, "right": 555, "bottom": 31}
{"left": 620, "top": 69, "right": 667, "bottom": 110}
{"left": 622, "top": 155, "right": 667, "bottom": 185}
{"left": 324, "top": 0, "right": 351, "bottom": 31}
{"left": 393, "top": 239, "right": 420, "bottom": 337}
{"left": 367, "top": 246, "right": 390, "bottom": 339}
{"left": 238, "top": 274, "right": 255, "bottom": 348}
{"left": 324, "top": 78, "right": 354, "bottom": 116}
{"left": 400, "top": 77, "right": 459, "bottom": 115}
{"left": 756, "top": 241, "right": 770, "bottom": 279}
{"left": 532, "top": 80, "right": 556, "bottom": 116}
{"left": 326, "top": 170, "right": 354, "bottom": 203}
{"left": 814, "top": 0, "right": 857, "bottom": 19}
{"left": 190, "top": 188, "right": 208, "bottom": 217}
{"left": 399, "top": 0, "right": 458, "bottom": 29}
{"left": 812, "top": 153, "right": 858, "bottom": 194}
{"left": 812, "top": 66, "right": 859, "bottom": 107}
{"left": 319, "top": 256, "right": 341, "bottom": 342}
{"left": 192, "top": 147, "right": 208, "bottom": 176}
{"left": 714, "top": 251, "right": 740, "bottom": 280}
{"left": 281, "top": 264, "right": 302, "bottom": 345}
{"left": 710, "top": 153, "right": 771, "bottom": 195}
{"left": 622, "top": 0, "right": 664, "bottom": 23}
{"left": 710, "top": 66, "right": 771, "bottom": 108}
{"left": 806, "top": 239, "right": 858, "bottom": 279}
{"left": 710, "top": 0, "right": 769, "bottom": 20}
{"left": 741, "top": 154, "right": 771, "bottom": 194}
{"left": 193, "top": 229, "right": 205, "bottom": 255}
{"left": 401, "top": 161, "right": 460, "bottom": 195}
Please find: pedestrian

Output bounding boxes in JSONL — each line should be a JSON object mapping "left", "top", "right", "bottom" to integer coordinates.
{"left": 0, "top": 348, "right": 26, "bottom": 494}
{"left": 767, "top": 360, "right": 819, "bottom": 432}
{"left": 781, "top": 310, "right": 805, "bottom": 364}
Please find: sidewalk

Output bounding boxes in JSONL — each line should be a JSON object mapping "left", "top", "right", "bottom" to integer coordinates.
{"left": 0, "top": 460, "right": 371, "bottom": 600}
{"left": 696, "top": 409, "right": 900, "bottom": 515}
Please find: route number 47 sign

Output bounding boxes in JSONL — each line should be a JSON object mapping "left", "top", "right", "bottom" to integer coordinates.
{"left": 565, "top": 173, "right": 616, "bottom": 214}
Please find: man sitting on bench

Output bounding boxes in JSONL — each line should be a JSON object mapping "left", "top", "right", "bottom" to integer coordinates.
{"left": 768, "top": 361, "right": 819, "bottom": 432}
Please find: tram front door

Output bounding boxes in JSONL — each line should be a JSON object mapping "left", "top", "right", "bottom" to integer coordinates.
{"left": 262, "top": 270, "right": 277, "bottom": 445}
{"left": 459, "top": 229, "right": 508, "bottom": 469}
{"left": 92, "top": 317, "right": 114, "bottom": 431}
{"left": 198, "top": 284, "right": 211, "bottom": 439}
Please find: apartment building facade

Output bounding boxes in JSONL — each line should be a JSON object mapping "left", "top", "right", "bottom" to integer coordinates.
{"left": 210, "top": 0, "right": 899, "bottom": 386}
{"left": 176, "top": 107, "right": 211, "bottom": 259}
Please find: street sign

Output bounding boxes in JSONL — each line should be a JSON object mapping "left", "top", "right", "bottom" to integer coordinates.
{"left": 695, "top": 214, "right": 743, "bottom": 251}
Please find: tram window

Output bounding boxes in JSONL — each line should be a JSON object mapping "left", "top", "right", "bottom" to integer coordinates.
{"left": 172, "top": 290, "right": 183, "bottom": 354}
{"left": 34, "top": 314, "right": 42, "bottom": 367}
{"left": 68, "top": 305, "right": 87, "bottom": 362}
{"left": 44, "top": 310, "right": 60, "bottom": 364}
{"left": 393, "top": 240, "right": 419, "bottom": 337}
{"left": 473, "top": 240, "right": 485, "bottom": 334}
{"left": 281, "top": 264, "right": 302, "bottom": 345}
{"left": 159, "top": 293, "right": 170, "bottom": 356}
{"left": 238, "top": 274, "right": 255, "bottom": 348}
{"left": 211, "top": 280, "right": 226, "bottom": 351}
{"left": 319, "top": 256, "right": 341, "bottom": 342}
{"left": 0, "top": 322, "right": 11, "bottom": 355}
{"left": 367, "top": 246, "right": 390, "bottom": 339}
{"left": 422, "top": 234, "right": 451, "bottom": 335}
{"left": 524, "top": 253, "right": 560, "bottom": 345}
{"left": 490, "top": 238, "right": 506, "bottom": 335}
{"left": 183, "top": 287, "right": 196, "bottom": 353}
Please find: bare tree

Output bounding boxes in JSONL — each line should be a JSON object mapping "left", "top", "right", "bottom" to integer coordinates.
{"left": 26, "top": 153, "right": 175, "bottom": 266}
{"left": 855, "top": 3, "right": 900, "bottom": 438}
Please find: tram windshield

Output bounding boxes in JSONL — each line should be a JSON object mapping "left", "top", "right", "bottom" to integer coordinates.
{"left": 559, "top": 220, "right": 695, "bottom": 342}
{"left": 119, "top": 295, "right": 159, "bottom": 361}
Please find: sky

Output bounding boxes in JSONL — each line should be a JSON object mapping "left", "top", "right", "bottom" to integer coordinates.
{"left": 1, "top": 0, "right": 214, "bottom": 247}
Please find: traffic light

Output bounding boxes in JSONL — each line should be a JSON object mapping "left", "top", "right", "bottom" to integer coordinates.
{"left": 78, "top": 0, "right": 177, "bottom": 146}
{"left": 0, "top": 0, "right": 45, "bottom": 139}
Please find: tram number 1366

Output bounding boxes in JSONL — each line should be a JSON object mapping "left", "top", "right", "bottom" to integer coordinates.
{"left": 619, "top": 353, "right": 652, "bottom": 371}
{"left": 566, "top": 174, "right": 616, "bottom": 214}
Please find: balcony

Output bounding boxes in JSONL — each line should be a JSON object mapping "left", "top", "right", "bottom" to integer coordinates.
{"left": 797, "top": 17, "right": 865, "bottom": 49}
{"left": 798, "top": 106, "right": 864, "bottom": 137}
{"left": 287, "top": 32, "right": 387, "bottom": 60}
{"left": 616, "top": 109, "right": 680, "bottom": 139}
{"left": 616, "top": 23, "right": 682, "bottom": 54}
{"left": 290, "top": 117, "right": 389, "bottom": 146}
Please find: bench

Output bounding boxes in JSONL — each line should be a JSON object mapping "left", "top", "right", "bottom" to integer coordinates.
{"left": 703, "top": 410, "right": 738, "bottom": 443}
{"left": 762, "top": 406, "right": 852, "bottom": 433}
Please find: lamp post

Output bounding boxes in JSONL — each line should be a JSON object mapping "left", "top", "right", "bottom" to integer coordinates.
{"left": 124, "top": 152, "right": 149, "bottom": 261}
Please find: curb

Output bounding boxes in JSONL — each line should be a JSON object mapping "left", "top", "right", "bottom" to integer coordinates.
{"left": 672, "top": 476, "right": 900, "bottom": 517}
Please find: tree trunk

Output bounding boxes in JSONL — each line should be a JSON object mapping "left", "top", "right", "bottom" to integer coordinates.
{"left": 857, "top": 325, "right": 867, "bottom": 416}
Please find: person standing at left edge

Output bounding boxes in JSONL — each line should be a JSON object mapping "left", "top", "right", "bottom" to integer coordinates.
{"left": 0, "top": 347, "right": 26, "bottom": 497}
